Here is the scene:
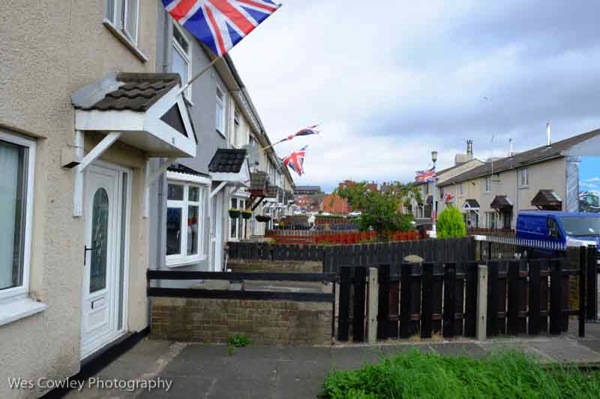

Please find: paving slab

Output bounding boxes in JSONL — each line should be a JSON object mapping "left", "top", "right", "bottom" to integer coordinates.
{"left": 529, "top": 340, "right": 600, "bottom": 364}
{"left": 63, "top": 327, "right": 600, "bottom": 399}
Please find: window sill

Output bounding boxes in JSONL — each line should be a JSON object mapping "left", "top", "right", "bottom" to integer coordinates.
{"left": 216, "top": 129, "right": 227, "bottom": 139}
{"left": 103, "top": 20, "right": 149, "bottom": 63}
{"left": 519, "top": 185, "right": 529, "bottom": 190}
{"left": 166, "top": 255, "right": 207, "bottom": 268}
{"left": 0, "top": 297, "right": 47, "bottom": 327}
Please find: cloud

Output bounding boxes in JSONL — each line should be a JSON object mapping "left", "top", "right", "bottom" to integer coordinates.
{"left": 230, "top": 0, "right": 600, "bottom": 191}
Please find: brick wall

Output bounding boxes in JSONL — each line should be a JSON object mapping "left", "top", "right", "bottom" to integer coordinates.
{"left": 151, "top": 297, "right": 332, "bottom": 345}
{"left": 227, "top": 260, "right": 322, "bottom": 273}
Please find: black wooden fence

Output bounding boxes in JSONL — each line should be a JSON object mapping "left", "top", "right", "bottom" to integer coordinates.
{"left": 324, "top": 237, "right": 476, "bottom": 274}
{"left": 338, "top": 246, "right": 596, "bottom": 342}
{"left": 227, "top": 241, "right": 325, "bottom": 262}
{"left": 227, "top": 237, "right": 476, "bottom": 272}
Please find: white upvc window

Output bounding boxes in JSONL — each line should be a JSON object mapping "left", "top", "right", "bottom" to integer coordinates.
{"left": 229, "top": 198, "right": 247, "bottom": 241}
{"left": 171, "top": 24, "right": 192, "bottom": 100}
{"left": 216, "top": 86, "right": 226, "bottom": 136}
{"left": 166, "top": 178, "right": 208, "bottom": 267}
{"left": 459, "top": 183, "right": 464, "bottom": 195}
{"left": 485, "top": 177, "right": 492, "bottom": 192}
{"left": 519, "top": 168, "right": 529, "bottom": 188}
{"left": 232, "top": 110, "right": 240, "bottom": 148}
{"left": 105, "top": 0, "right": 140, "bottom": 44}
{"left": 0, "top": 131, "right": 46, "bottom": 326}
{"left": 485, "top": 212, "right": 498, "bottom": 229}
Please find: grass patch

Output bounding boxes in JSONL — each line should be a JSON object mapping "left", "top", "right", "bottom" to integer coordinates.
{"left": 320, "top": 350, "right": 600, "bottom": 398}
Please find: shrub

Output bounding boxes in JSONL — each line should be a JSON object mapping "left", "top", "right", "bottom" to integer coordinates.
{"left": 437, "top": 206, "right": 466, "bottom": 239}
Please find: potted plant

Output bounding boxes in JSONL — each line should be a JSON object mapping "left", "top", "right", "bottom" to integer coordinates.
{"left": 241, "top": 209, "right": 253, "bottom": 220}
{"left": 228, "top": 208, "right": 241, "bottom": 219}
{"left": 256, "top": 215, "right": 271, "bottom": 223}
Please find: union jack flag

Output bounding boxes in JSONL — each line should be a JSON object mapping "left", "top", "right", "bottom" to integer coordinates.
{"left": 285, "top": 125, "right": 319, "bottom": 142}
{"left": 162, "top": 0, "right": 281, "bottom": 57}
{"left": 283, "top": 146, "right": 307, "bottom": 177}
{"left": 415, "top": 167, "right": 436, "bottom": 183}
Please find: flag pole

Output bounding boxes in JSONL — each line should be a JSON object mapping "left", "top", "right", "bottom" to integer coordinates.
{"left": 177, "top": 56, "right": 221, "bottom": 96}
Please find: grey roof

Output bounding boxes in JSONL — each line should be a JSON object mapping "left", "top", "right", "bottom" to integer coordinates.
{"left": 439, "top": 129, "right": 600, "bottom": 186}
{"left": 208, "top": 149, "right": 247, "bottom": 173}
{"left": 73, "top": 73, "right": 180, "bottom": 112}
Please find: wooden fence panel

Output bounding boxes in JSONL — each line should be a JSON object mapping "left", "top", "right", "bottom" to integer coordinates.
{"left": 399, "top": 264, "right": 411, "bottom": 339}
{"left": 464, "top": 262, "right": 478, "bottom": 337}
{"left": 421, "top": 262, "right": 434, "bottom": 339}
{"left": 353, "top": 267, "right": 367, "bottom": 342}
{"left": 338, "top": 266, "right": 351, "bottom": 341}
{"left": 549, "top": 259, "right": 563, "bottom": 335}
{"left": 443, "top": 263, "right": 456, "bottom": 338}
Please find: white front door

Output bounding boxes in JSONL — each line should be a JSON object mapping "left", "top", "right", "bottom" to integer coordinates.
{"left": 81, "top": 163, "right": 129, "bottom": 359}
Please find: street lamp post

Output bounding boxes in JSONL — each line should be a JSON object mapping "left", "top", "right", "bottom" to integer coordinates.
{"left": 431, "top": 150, "right": 438, "bottom": 237}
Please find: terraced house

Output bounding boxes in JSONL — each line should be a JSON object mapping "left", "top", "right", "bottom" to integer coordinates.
{"left": 439, "top": 129, "right": 600, "bottom": 229}
{"left": 0, "top": 1, "right": 292, "bottom": 397}
{"left": 149, "top": 5, "right": 294, "bottom": 276}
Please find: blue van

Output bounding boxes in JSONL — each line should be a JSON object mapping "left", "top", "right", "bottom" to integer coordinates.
{"left": 516, "top": 211, "right": 600, "bottom": 258}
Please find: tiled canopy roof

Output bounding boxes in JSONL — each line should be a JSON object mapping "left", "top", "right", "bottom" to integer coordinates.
{"left": 490, "top": 195, "right": 513, "bottom": 210}
{"left": 532, "top": 189, "right": 563, "bottom": 208}
{"left": 74, "top": 73, "right": 180, "bottom": 112}
{"left": 208, "top": 149, "right": 247, "bottom": 173}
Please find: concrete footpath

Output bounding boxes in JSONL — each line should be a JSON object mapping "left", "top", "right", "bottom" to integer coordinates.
{"left": 65, "top": 323, "right": 600, "bottom": 399}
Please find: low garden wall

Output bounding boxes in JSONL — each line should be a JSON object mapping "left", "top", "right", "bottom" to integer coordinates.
{"left": 227, "top": 259, "right": 322, "bottom": 273}
{"left": 150, "top": 297, "right": 332, "bottom": 345}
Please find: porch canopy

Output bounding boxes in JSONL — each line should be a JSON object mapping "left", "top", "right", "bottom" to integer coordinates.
{"left": 72, "top": 72, "right": 197, "bottom": 158}
{"left": 490, "top": 195, "right": 513, "bottom": 211}
{"left": 462, "top": 199, "right": 480, "bottom": 212}
{"left": 208, "top": 149, "right": 250, "bottom": 198}
{"left": 532, "top": 189, "right": 563, "bottom": 211}
{"left": 70, "top": 73, "right": 198, "bottom": 216}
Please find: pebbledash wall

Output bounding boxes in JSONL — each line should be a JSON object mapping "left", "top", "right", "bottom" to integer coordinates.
{"left": 151, "top": 298, "right": 332, "bottom": 345}
{"left": 0, "top": 2, "right": 156, "bottom": 398}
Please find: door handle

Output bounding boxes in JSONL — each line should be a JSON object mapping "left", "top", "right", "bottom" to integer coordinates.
{"left": 84, "top": 245, "right": 99, "bottom": 266}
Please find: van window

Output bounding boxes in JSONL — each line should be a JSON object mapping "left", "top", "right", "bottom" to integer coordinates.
{"left": 547, "top": 218, "right": 561, "bottom": 238}
{"left": 559, "top": 216, "right": 600, "bottom": 237}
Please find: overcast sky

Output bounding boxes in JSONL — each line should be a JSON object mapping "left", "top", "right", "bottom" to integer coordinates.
{"left": 230, "top": 0, "right": 600, "bottom": 192}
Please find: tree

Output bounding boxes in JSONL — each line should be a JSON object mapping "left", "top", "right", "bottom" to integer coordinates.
{"left": 335, "top": 180, "right": 417, "bottom": 241}
{"left": 437, "top": 206, "right": 467, "bottom": 239}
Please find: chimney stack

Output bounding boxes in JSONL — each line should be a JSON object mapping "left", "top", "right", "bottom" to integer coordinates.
{"left": 509, "top": 138, "right": 513, "bottom": 157}
{"left": 466, "top": 140, "right": 473, "bottom": 160}
{"left": 546, "top": 122, "right": 551, "bottom": 146}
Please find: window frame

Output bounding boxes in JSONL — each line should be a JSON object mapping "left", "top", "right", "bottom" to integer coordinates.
{"left": 484, "top": 177, "right": 492, "bottom": 192}
{"left": 229, "top": 198, "right": 247, "bottom": 241}
{"left": 215, "top": 85, "right": 226, "bottom": 137}
{"left": 519, "top": 168, "right": 529, "bottom": 188}
{"left": 103, "top": 0, "right": 147, "bottom": 62}
{"left": 171, "top": 23, "right": 192, "bottom": 101}
{"left": 165, "top": 173, "right": 209, "bottom": 268}
{"left": 0, "top": 131, "right": 36, "bottom": 303}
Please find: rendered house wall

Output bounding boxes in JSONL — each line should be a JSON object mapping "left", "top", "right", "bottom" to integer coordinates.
{"left": 0, "top": 1, "right": 157, "bottom": 397}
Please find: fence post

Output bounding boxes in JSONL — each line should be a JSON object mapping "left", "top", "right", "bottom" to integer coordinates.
{"left": 368, "top": 267, "right": 378, "bottom": 344}
{"left": 476, "top": 264, "right": 488, "bottom": 341}
{"left": 579, "top": 246, "right": 587, "bottom": 338}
